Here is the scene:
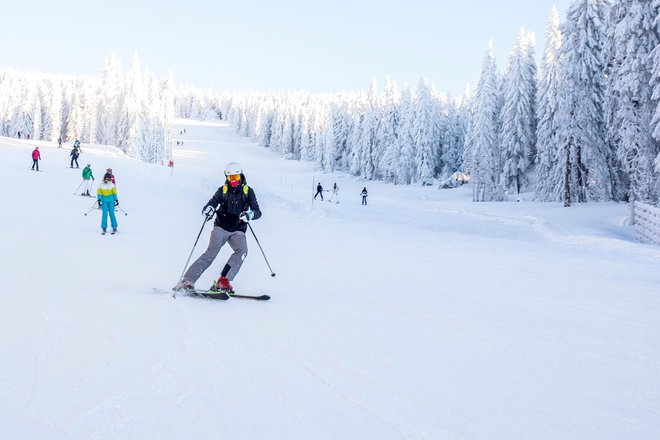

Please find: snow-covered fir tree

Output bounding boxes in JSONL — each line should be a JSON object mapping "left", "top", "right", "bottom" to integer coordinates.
{"left": 463, "top": 41, "right": 503, "bottom": 201}
{"left": 555, "top": 0, "right": 611, "bottom": 206}
{"left": 378, "top": 78, "right": 401, "bottom": 182}
{"left": 536, "top": 6, "right": 564, "bottom": 201}
{"left": 413, "top": 78, "right": 441, "bottom": 185}
{"left": 396, "top": 85, "right": 417, "bottom": 184}
{"left": 609, "top": 0, "right": 659, "bottom": 203}
{"left": 500, "top": 27, "right": 538, "bottom": 194}
{"left": 357, "top": 78, "right": 380, "bottom": 180}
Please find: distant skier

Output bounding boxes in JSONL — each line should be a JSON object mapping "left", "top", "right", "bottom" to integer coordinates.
{"left": 70, "top": 146, "right": 80, "bottom": 168}
{"left": 97, "top": 172, "right": 119, "bottom": 235}
{"left": 328, "top": 182, "right": 339, "bottom": 204}
{"left": 81, "top": 164, "right": 95, "bottom": 196}
{"left": 31, "top": 147, "right": 41, "bottom": 171}
{"left": 57, "top": 136, "right": 62, "bottom": 148}
{"left": 105, "top": 168, "right": 115, "bottom": 184}
{"left": 314, "top": 182, "right": 324, "bottom": 201}
{"left": 177, "top": 162, "right": 262, "bottom": 293}
{"left": 361, "top": 187, "right": 368, "bottom": 205}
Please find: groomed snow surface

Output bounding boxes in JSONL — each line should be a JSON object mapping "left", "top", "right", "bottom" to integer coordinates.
{"left": 1, "top": 120, "right": 659, "bottom": 439}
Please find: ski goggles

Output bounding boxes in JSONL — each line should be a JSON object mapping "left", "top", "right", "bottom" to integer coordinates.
{"left": 227, "top": 173, "right": 241, "bottom": 182}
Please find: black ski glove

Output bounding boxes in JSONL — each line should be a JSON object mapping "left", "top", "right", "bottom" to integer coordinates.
{"left": 97, "top": 200, "right": 102, "bottom": 207}
{"left": 203, "top": 204, "right": 215, "bottom": 217}
{"left": 115, "top": 200, "right": 119, "bottom": 206}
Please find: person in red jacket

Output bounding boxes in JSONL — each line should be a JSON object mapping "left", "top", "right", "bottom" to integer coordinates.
{"left": 31, "top": 147, "right": 41, "bottom": 171}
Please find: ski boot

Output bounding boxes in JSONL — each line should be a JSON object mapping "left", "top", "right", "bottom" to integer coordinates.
{"left": 210, "top": 276, "right": 234, "bottom": 294}
{"left": 174, "top": 279, "right": 195, "bottom": 292}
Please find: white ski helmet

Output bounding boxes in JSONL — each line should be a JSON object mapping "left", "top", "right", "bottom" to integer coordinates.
{"left": 224, "top": 162, "right": 242, "bottom": 176}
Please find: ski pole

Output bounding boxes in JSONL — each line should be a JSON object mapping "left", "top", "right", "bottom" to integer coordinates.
{"left": 73, "top": 179, "right": 84, "bottom": 195}
{"left": 246, "top": 222, "right": 276, "bottom": 277}
{"left": 83, "top": 200, "right": 99, "bottom": 216}
{"left": 116, "top": 206, "right": 128, "bottom": 216}
{"left": 174, "top": 210, "right": 215, "bottom": 297}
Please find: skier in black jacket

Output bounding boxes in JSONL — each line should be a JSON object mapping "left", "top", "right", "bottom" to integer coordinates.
{"left": 178, "top": 162, "right": 262, "bottom": 293}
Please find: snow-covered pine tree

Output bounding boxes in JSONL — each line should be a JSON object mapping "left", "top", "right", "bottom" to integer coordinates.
{"left": 298, "top": 105, "right": 313, "bottom": 161}
{"left": 500, "top": 27, "right": 538, "bottom": 194}
{"left": 396, "top": 85, "right": 417, "bottom": 184}
{"left": 464, "top": 41, "right": 502, "bottom": 201}
{"left": 614, "top": 0, "right": 660, "bottom": 203}
{"left": 358, "top": 78, "right": 380, "bottom": 180}
{"left": 281, "top": 109, "right": 295, "bottom": 159}
{"left": 378, "top": 77, "right": 400, "bottom": 181}
{"left": 313, "top": 104, "right": 329, "bottom": 170}
{"left": 96, "top": 54, "right": 123, "bottom": 146}
{"left": 535, "top": 6, "right": 563, "bottom": 201}
{"left": 603, "top": 1, "right": 628, "bottom": 201}
{"left": 413, "top": 78, "right": 440, "bottom": 185}
{"left": 555, "top": 0, "right": 611, "bottom": 206}
{"left": 32, "top": 95, "right": 42, "bottom": 141}
{"left": 441, "top": 94, "right": 467, "bottom": 177}
{"left": 48, "top": 79, "right": 63, "bottom": 143}
{"left": 349, "top": 93, "right": 366, "bottom": 176}
{"left": 65, "top": 88, "right": 84, "bottom": 143}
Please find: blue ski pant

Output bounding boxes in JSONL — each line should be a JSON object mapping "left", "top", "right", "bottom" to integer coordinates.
{"left": 101, "top": 199, "right": 118, "bottom": 230}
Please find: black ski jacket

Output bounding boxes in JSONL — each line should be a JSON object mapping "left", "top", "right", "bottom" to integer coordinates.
{"left": 206, "top": 176, "right": 261, "bottom": 233}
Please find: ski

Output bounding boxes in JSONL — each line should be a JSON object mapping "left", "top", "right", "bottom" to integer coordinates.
{"left": 190, "top": 290, "right": 230, "bottom": 300}
{"left": 173, "top": 289, "right": 230, "bottom": 300}
{"left": 229, "top": 293, "right": 271, "bottom": 301}
{"left": 155, "top": 287, "right": 269, "bottom": 301}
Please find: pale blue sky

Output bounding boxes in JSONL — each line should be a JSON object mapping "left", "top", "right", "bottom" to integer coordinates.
{"left": 3, "top": 0, "right": 571, "bottom": 95}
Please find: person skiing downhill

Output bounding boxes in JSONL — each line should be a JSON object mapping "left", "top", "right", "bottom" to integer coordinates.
{"left": 361, "top": 187, "right": 368, "bottom": 205}
{"left": 177, "top": 162, "right": 262, "bottom": 293}
{"left": 31, "top": 147, "right": 41, "bottom": 171}
{"left": 70, "top": 146, "right": 80, "bottom": 168}
{"left": 328, "top": 182, "right": 339, "bottom": 203}
{"left": 81, "top": 164, "right": 95, "bottom": 196}
{"left": 105, "top": 168, "right": 115, "bottom": 184}
{"left": 314, "top": 182, "right": 324, "bottom": 200}
{"left": 97, "top": 172, "right": 119, "bottom": 235}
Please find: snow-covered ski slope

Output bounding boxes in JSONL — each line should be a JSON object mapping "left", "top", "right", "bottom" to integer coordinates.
{"left": 1, "top": 119, "right": 659, "bottom": 439}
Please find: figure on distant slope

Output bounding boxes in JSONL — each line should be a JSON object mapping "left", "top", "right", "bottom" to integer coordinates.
{"left": 361, "top": 187, "right": 368, "bottom": 205}
{"left": 105, "top": 168, "right": 115, "bottom": 184}
{"left": 70, "top": 146, "right": 80, "bottom": 168}
{"left": 328, "top": 182, "right": 339, "bottom": 204}
{"left": 97, "top": 172, "right": 119, "bottom": 235}
{"left": 81, "top": 164, "right": 95, "bottom": 196}
{"left": 314, "top": 182, "right": 324, "bottom": 201}
{"left": 177, "top": 162, "right": 262, "bottom": 294}
{"left": 31, "top": 147, "right": 41, "bottom": 171}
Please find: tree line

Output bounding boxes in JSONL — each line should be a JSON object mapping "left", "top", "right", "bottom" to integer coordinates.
{"left": 216, "top": 0, "right": 660, "bottom": 206}
{"left": 0, "top": 52, "right": 176, "bottom": 164}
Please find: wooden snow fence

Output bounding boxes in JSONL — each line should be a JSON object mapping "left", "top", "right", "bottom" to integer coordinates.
{"left": 632, "top": 201, "right": 660, "bottom": 246}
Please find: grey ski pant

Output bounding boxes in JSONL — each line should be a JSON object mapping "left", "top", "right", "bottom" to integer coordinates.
{"left": 183, "top": 226, "right": 248, "bottom": 283}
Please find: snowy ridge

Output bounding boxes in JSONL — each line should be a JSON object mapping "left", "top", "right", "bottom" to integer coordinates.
{"left": 1, "top": 120, "right": 660, "bottom": 439}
